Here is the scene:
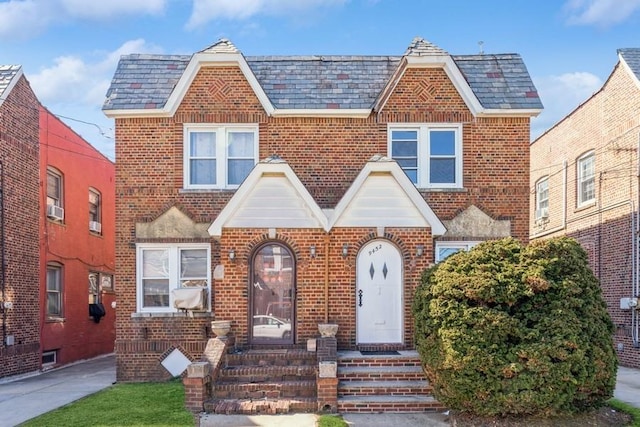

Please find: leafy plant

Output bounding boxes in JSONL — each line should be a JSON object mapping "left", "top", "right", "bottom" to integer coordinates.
{"left": 413, "top": 237, "right": 617, "bottom": 416}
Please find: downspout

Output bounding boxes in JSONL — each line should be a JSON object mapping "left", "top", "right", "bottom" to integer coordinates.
{"left": 634, "top": 134, "right": 640, "bottom": 347}
{"left": 324, "top": 233, "right": 329, "bottom": 324}
{"left": 0, "top": 161, "right": 5, "bottom": 348}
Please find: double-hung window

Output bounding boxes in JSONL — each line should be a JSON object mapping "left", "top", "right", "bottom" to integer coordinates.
{"left": 89, "top": 189, "right": 101, "bottom": 233}
{"left": 136, "top": 243, "right": 211, "bottom": 313}
{"left": 577, "top": 152, "right": 595, "bottom": 207}
{"left": 46, "top": 264, "right": 63, "bottom": 317}
{"left": 184, "top": 124, "right": 258, "bottom": 189}
{"left": 535, "top": 177, "right": 549, "bottom": 219}
{"left": 389, "top": 124, "right": 462, "bottom": 188}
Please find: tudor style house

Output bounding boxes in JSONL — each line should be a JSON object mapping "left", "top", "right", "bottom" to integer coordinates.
{"left": 103, "top": 37, "right": 542, "bottom": 407}
{"left": 531, "top": 48, "right": 640, "bottom": 369}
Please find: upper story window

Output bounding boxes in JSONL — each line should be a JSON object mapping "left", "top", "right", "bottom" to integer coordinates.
{"left": 136, "top": 243, "right": 211, "bottom": 313}
{"left": 47, "top": 168, "right": 65, "bottom": 221}
{"left": 577, "top": 151, "right": 595, "bottom": 207}
{"left": 435, "top": 241, "right": 479, "bottom": 263}
{"left": 89, "top": 189, "right": 102, "bottom": 233}
{"left": 184, "top": 124, "right": 258, "bottom": 189}
{"left": 46, "top": 264, "right": 63, "bottom": 318}
{"left": 389, "top": 124, "right": 462, "bottom": 189}
{"left": 535, "top": 177, "right": 549, "bottom": 220}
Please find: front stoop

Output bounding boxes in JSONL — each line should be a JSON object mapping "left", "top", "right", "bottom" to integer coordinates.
{"left": 204, "top": 349, "right": 317, "bottom": 415}
{"left": 337, "top": 350, "right": 444, "bottom": 413}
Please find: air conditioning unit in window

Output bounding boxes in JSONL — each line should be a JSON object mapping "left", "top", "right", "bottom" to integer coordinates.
{"left": 47, "top": 204, "right": 64, "bottom": 221}
{"left": 89, "top": 221, "right": 102, "bottom": 233}
{"left": 535, "top": 208, "right": 549, "bottom": 220}
{"left": 172, "top": 288, "right": 208, "bottom": 312}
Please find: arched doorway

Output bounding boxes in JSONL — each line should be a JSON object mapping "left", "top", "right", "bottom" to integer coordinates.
{"left": 356, "top": 239, "right": 403, "bottom": 344}
{"left": 249, "top": 242, "right": 295, "bottom": 344}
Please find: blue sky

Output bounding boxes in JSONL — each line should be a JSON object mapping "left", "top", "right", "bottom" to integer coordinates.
{"left": 2, "top": 0, "right": 640, "bottom": 160}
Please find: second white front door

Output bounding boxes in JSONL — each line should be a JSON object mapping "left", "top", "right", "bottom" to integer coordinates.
{"left": 356, "top": 239, "right": 403, "bottom": 344}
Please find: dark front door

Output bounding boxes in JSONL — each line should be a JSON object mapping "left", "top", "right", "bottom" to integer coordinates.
{"left": 249, "top": 243, "right": 295, "bottom": 344}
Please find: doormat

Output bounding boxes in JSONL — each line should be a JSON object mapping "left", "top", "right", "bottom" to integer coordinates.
{"left": 360, "top": 350, "right": 400, "bottom": 356}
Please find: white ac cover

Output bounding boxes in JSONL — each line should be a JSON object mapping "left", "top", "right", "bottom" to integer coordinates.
{"left": 172, "top": 288, "right": 207, "bottom": 311}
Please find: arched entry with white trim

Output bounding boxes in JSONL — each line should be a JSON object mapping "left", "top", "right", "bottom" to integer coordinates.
{"left": 356, "top": 239, "right": 403, "bottom": 344}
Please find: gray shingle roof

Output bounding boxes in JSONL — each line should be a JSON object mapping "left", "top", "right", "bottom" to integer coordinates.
{"left": 103, "top": 40, "right": 542, "bottom": 112}
{"left": 619, "top": 48, "right": 640, "bottom": 81}
{"left": 0, "top": 65, "right": 22, "bottom": 101}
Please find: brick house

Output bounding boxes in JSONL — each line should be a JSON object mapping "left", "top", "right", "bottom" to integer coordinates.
{"left": 103, "top": 37, "right": 541, "bottom": 408}
{"left": 0, "top": 65, "right": 41, "bottom": 378}
{"left": 0, "top": 65, "right": 116, "bottom": 379}
{"left": 40, "top": 107, "right": 116, "bottom": 369}
{"left": 531, "top": 48, "right": 640, "bottom": 369}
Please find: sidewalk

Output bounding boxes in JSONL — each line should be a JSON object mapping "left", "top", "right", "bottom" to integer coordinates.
{"left": 0, "top": 354, "right": 638, "bottom": 427}
{"left": 0, "top": 353, "right": 116, "bottom": 426}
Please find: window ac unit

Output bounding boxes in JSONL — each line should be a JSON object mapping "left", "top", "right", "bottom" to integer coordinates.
{"left": 535, "top": 208, "right": 549, "bottom": 220}
{"left": 89, "top": 221, "right": 102, "bottom": 233}
{"left": 172, "top": 288, "right": 208, "bottom": 311}
{"left": 47, "top": 204, "right": 64, "bottom": 221}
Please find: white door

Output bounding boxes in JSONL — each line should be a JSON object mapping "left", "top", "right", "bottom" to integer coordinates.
{"left": 356, "top": 239, "right": 403, "bottom": 344}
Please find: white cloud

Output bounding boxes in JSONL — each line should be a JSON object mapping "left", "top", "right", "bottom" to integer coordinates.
{"left": 564, "top": 0, "right": 640, "bottom": 27}
{"left": 0, "top": 0, "right": 167, "bottom": 40}
{"left": 187, "top": 0, "right": 348, "bottom": 28}
{"left": 27, "top": 39, "right": 163, "bottom": 159}
{"left": 531, "top": 72, "right": 603, "bottom": 140}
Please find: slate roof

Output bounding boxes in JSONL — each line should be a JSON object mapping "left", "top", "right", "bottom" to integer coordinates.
{"left": 103, "top": 39, "right": 542, "bottom": 112}
{"left": 619, "top": 48, "right": 640, "bottom": 81}
{"left": 0, "top": 65, "right": 22, "bottom": 101}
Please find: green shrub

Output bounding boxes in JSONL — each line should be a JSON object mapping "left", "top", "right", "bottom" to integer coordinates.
{"left": 413, "top": 237, "right": 617, "bottom": 417}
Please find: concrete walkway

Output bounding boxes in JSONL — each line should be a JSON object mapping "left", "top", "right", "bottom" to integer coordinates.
{"left": 0, "top": 354, "right": 638, "bottom": 427}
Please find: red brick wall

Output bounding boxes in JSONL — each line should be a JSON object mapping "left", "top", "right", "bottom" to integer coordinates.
{"left": 0, "top": 76, "right": 41, "bottom": 378}
{"left": 531, "top": 63, "right": 640, "bottom": 368}
{"left": 39, "top": 108, "right": 116, "bottom": 367}
{"left": 114, "top": 63, "right": 531, "bottom": 380}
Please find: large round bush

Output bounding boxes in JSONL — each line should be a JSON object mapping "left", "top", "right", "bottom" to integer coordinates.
{"left": 413, "top": 237, "right": 616, "bottom": 416}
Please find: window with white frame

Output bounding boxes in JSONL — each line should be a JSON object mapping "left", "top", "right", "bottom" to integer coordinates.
{"left": 89, "top": 189, "right": 101, "bottom": 233}
{"left": 535, "top": 177, "right": 549, "bottom": 219}
{"left": 46, "top": 264, "right": 63, "bottom": 317}
{"left": 389, "top": 124, "right": 462, "bottom": 188}
{"left": 435, "top": 242, "right": 479, "bottom": 263}
{"left": 577, "top": 152, "right": 595, "bottom": 206}
{"left": 184, "top": 124, "right": 258, "bottom": 189}
{"left": 47, "top": 168, "right": 63, "bottom": 208}
{"left": 136, "top": 244, "right": 211, "bottom": 313}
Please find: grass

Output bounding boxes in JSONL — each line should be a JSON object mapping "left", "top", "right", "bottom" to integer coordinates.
{"left": 19, "top": 379, "right": 194, "bottom": 427}
{"left": 317, "top": 414, "right": 348, "bottom": 427}
{"left": 608, "top": 399, "right": 640, "bottom": 427}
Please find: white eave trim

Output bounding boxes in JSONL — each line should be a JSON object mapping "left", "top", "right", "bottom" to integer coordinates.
{"left": 0, "top": 67, "right": 23, "bottom": 108}
{"left": 620, "top": 52, "right": 640, "bottom": 91}
{"left": 207, "top": 162, "right": 329, "bottom": 237}
{"left": 328, "top": 159, "right": 447, "bottom": 236}
{"left": 271, "top": 108, "right": 372, "bottom": 118}
{"left": 476, "top": 108, "right": 543, "bottom": 117}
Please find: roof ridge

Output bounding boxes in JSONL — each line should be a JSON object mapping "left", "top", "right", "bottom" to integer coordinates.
{"left": 404, "top": 37, "right": 448, "bottom": 56}
{"left": 200, "top": 38, "right": 239, "bottom": 54}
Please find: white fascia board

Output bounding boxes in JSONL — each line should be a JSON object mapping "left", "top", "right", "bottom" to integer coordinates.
{"left": 0, "top": 67, "right": 23, "bottom": 108}
{"left": 619, "top": 53, "right": 640, "bottom": 91}
{"left": 476, "top": 108, "right": 543, "bottom": 118}
{"left": 271, "top": 108, "right": 372, "bottom": 118}
{"left": 373, "top": 58, "right": 407, "bottom": 113}
{"left": 103, "top": 108, "right": 172, "bottom": 118}
{"left": 328, "top": 160, "right": 446, "bottom": 236}
{"left": 208, "top": 162, "right": 328, "bottom": 237}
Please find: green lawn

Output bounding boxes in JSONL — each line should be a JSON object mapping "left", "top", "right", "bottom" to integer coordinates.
{"left": 19, "top": 379, "right": 194, "bottom": 427}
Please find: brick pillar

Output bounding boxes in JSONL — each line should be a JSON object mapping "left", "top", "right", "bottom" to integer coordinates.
{"left": 183, "top": 362, "right": 211, "bottom": 413}
{"left": 316, "top": 336, "right": 338, "bottom": 412}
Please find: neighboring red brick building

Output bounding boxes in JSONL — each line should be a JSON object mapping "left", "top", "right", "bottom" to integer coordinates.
{"left": 0, "top": 65, "right": 41, "bottom": 378}
{"left": 531, "top": 48, "right": 640, "bottom": 369}
{"left": 0, "top": 65, "right": 116, "bottom": 379}
{"left": 40, "top": 107, "right": 116, "bottom": 368}
{"left": 103, "top": 38, "right": 542, "bottom": 382}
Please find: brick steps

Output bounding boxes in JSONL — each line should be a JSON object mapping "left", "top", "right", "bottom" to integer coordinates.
{"left": 337, "top": 351, "right": 443, "bottom": 413}
{"left": 205, "top": 349, "right": 317, "bottom": 415}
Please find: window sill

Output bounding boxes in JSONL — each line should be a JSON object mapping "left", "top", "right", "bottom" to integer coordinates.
{"left": 179, "top": 188, "right": 235, "bottom": 194}
{"left": 421, "top": 187, "right": 467, "bottom": 193}
{"left": 46, "top": 316, "right": 65, "bottom": 323}
{"left": 131, "top": 311, "right": 214, "bottom": 319}
{"left": 575, "top": 201, "right": 596, "bottom": 213}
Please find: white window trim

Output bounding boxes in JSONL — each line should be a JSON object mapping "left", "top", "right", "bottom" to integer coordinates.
{"left": 183, "top": 123, "right": 259, "bottom": 190}
{"left": 388, "top": 123, "right": 463, "bottom": 189}
{"left": 435, "top": 241, "right": 479, "bottom": 263}
{"left": 577, "top": 151, "right": 595, "bottom": 207}
{"left": 136, "top": 243, "right": 211, "bottom": 313}
{"left": 535, "top": 177, "right": 549, "bottom": 219}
